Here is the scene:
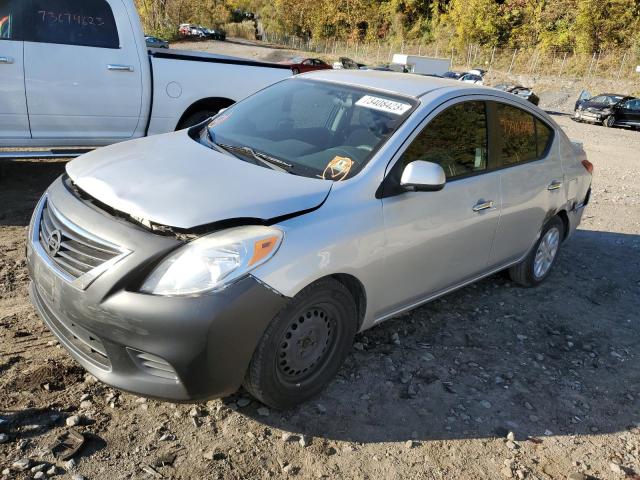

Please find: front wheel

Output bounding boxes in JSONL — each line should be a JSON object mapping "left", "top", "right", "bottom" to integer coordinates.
{"left": 508, "top": 216, "right": 564, "bottom": 287}
{"left": 604, "top": 115, "right": 616, "bottom": 128}
{"left": 244, "top": 278, "right": 357, "bottom": 409}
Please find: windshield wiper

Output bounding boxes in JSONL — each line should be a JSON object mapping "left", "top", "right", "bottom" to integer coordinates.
{"left": 216, "top": 142, "right": 293, "bottom": 172}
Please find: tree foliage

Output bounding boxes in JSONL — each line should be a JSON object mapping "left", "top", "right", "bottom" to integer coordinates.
{"left": 136, "top": 0, "right": 640, "bottom": 53}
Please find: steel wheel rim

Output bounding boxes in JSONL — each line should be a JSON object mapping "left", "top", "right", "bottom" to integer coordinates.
{"left": 276, "top": 306, "right": 336, "bottom": 384}
{"left": 534, "top": 227, "right": 560, "bottom": 279}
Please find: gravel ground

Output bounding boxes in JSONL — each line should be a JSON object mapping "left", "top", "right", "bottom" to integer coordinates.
{"left": 1, "top": 40, "right": 640, "bottom": 480}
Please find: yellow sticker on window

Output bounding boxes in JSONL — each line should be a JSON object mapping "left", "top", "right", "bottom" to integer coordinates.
{"left": 322, "top": 156, "right": 354, "bottom": 181}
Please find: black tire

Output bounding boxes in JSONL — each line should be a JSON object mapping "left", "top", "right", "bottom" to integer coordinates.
{"left": 177, "top": 110, "right": 216, "bottom": 129}
{"left": 244, "top": 278, "right": 357, "bottom": 409}
{"left": 292, "top": 68, "right": 300, "bottom": 75}
{"left": 603, "top": 115, "right": 616, "bottom": 128}
{"left": 509, "top": 216, "right": 565, "bottom": 287}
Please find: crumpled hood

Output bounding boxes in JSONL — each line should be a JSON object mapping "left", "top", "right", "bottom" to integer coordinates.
{"left": 66, "top": 131, "right": 332, "bottom": 230}
{"left": 578, "top": 100, "right": 614, "bottom": 111}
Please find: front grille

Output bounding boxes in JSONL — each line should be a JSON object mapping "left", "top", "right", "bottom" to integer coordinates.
{"left": 38, "top": 200, "right": 121, "bottom": 280}
{"left": 32, "top": 285, "right": 111, "bottom": 370}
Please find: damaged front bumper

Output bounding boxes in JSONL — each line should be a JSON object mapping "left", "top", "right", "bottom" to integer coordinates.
{"left": 573, "top": 110, "right": 606, "bottom": 123}
{"left": 26, "top": 176, "right": 289, "bottom": 401}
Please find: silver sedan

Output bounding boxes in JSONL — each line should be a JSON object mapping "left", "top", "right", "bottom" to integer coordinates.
{"left": 27, "top": 71, "right": 593, "bottom": 409}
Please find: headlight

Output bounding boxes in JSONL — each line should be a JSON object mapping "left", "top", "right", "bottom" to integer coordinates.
{"left": 140, "top": 226, "right": 283, "bottom": 296}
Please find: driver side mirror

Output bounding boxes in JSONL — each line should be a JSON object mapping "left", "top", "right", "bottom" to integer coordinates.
{"left": 400, "top": 161, "right": 446, "bottom": 192}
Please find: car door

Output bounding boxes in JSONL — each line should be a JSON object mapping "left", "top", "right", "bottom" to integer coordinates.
{"left": 0, "top": 0, "right": 30, "bottom": 139}
{"left": 23, "top": 0, "right": 143, "bottom": 141}
{"left": 488, "top": 101, "right": 564, "bottom": 266}
{"left": 379, "top": 100, "right": 501, "bottom": 315}
{"left": 618, "top": 99, "right": 640, "bottom": 128}
{"left": 299, "top": 59, "right": 315, "bottom": 73}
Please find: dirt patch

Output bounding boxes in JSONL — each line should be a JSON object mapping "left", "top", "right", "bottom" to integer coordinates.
{"left": 4, "top": 360, "right": 85, "bottom": 393}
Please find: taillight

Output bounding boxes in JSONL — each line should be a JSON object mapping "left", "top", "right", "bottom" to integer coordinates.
{"left": 581, "top": 159, "right": 594, "bottom": 174}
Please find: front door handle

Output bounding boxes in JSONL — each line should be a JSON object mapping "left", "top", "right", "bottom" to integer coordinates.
{"left": 107, "top": 64, "right": 134, "bottom": 72}
{"left": 547, "top": 180, "right": 563, "bottom": 191}
{"left": 472, "top": 200, "right": 495, "bottom": 212}
{"left": 0, "top": 56, "right": 14, "bottom": 64}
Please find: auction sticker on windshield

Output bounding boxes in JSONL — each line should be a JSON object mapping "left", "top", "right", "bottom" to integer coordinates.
{"left": 355, "top": 95, "right": 412, "bottom": 115}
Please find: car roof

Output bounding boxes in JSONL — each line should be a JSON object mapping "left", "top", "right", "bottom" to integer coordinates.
{"left": 300, "top": 69, "right": 465, "bottom": 98}
{"left": 594, "top": 93, "right": 627, "bottom": 97}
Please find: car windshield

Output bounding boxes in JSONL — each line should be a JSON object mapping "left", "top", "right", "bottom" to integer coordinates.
{"left": 591, "top": 95, "right": 623, "bottom": 105}
{"left": 204, "top": 79, "right": 417, "bottom": 180}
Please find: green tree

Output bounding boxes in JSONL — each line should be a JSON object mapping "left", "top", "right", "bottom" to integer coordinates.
{"left": 436, "top": 0, "right": 502, "bottom": 49}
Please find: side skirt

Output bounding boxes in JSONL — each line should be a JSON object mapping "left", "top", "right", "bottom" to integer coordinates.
{"left": 373, "top": 254, "right": 528, "bottom": 325}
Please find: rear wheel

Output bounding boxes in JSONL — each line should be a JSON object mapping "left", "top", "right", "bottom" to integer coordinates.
{"left": 244, "top": 278, "right": 357, "bottom": 409}
{"left": 509, "top": 216, "right": 564, "bottom": 287}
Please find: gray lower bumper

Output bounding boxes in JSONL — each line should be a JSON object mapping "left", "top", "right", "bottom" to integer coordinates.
{"left": 27, "top": 177, "right": 289, "bottom": 401}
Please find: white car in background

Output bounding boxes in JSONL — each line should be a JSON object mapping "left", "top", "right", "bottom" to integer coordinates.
{"left": 460, "top": 72, "right": 484, "bottom": 85}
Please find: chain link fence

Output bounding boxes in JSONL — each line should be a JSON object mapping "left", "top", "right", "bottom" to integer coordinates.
{"left": 261, "top": 31, "right": 640, "bottom": 81}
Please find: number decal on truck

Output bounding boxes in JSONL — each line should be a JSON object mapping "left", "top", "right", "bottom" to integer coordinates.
{"left": 37, "top": 10, "right": 105, "bottom": 27}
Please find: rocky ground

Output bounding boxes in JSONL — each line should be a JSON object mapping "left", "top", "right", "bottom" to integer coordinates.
{"left": 1, "top": 40, "right": 640, "bottom": 480}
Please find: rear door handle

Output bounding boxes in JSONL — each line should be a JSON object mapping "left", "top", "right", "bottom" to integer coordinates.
{"left": 0, "top": 56, "right": 14, "bottom": 64}
{"left": 472, "top": 200, "right": 495, "bottom": 212}
{"left": 107, "top": 64, "right": 134, "bottom": 72}
{"left": 548, "top": 180, "right": 563, "bottom": 191}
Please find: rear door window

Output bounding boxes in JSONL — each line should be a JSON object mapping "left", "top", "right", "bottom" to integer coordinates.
{"left": 496, "top": 103, "right": 538, "bottom": 166}
{"left": 0, "top": 0, "right": 22, "bottom": 40}
{"left": 28, "top": 0, "right": 119, "bottom": 48}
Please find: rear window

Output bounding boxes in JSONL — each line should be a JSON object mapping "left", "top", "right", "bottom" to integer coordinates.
{"left": 29, "top": 0, "right": 119, "bottom": 48}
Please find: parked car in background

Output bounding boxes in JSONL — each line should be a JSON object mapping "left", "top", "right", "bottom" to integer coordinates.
{"left": 333, "top": 57, "right": 365, "bottom": 70}
{"left": 145, "top": 36, "right": 169, "bottom": 49}
{"left": 494, "top": 84, "right": 540, "bottom": 105}
{"left": 178, "top": 23, "right": 192, "bottom": 37}
{"left": 205, "top": 28, "right": 226, "bottom": 41}
{"left": 0, "top": 0, "right": 291, "bottom": 154}
{"left": 27, "top": 71, "right": 592, "bottom": 409}
{"left": 459, "top": 72, "right": 484, "bottom": 84}
{"left": 278, "top": 57, "right": 332, "bottom": 75}
{"left": 178, "top": 23, "right": 206, "bottom": 38}
{"left": 573, "top": 91, "right": 640, "bottom": 128}
{"left": 442, "top": 71, "right": 464, "bottom": 79}
{"left": 359, "top": 64, "right": 395, "bottom": 72}
{"left": 468, "top": 68, "right": 486, "bottom": 76}
{"left": 193, "top": 26, "right": 208, "bottom": 38}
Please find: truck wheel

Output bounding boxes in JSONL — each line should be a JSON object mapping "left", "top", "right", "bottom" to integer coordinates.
{"left": 177, "top": 110, "right": 216, "bottom": 129}
{"left": 508, "top": 216, "right": 564, "bottom": 288}
{"left": 604, "top": 115, "right": 616, "bottom": 128}
{"left": 244, "top": 278, "right": 357, "bottom": 410}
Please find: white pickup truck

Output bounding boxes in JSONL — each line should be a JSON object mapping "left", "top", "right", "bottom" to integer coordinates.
{"left": 0, "top": 0, "right": 290, "bottom": 157}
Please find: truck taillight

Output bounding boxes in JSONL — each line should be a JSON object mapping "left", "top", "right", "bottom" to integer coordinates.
{"left": 581, "top": 159, "right": 594, "bottom": 174}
